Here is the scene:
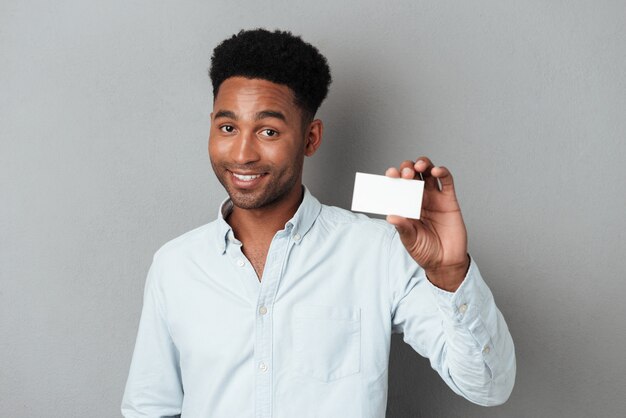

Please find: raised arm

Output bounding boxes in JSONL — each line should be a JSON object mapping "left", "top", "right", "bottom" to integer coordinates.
{"left": 386, "top": 156, "right": 516, "bottom": 405}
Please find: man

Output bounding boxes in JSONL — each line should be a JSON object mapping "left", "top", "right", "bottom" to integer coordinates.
{"left": 122, "top": 29, "right": 515, "bottom": 417}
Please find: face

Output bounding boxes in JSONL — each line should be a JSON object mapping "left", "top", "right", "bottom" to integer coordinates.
{"left": 209, "top": 77, "right": 322, "bottom": 210}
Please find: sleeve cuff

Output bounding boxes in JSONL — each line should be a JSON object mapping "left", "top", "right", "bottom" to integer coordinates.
{"left": 428, "top": 257, "right": 490, "bottom": 323}
{"left": 427, "top": 255, "right": 500, "bottom": 356}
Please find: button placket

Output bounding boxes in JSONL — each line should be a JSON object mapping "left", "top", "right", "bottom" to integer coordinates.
{"left": 253, "top": 230, "right": 292, "bottom": 418}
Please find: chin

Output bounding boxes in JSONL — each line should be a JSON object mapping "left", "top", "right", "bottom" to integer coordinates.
{"left": 227, "top": 188, "right": 271, "bottom": 210}
{"left": 227, "top": 184, "right": 296, "bottom": 211}
{"left": 230, "top": 196, "right": 265, "bottom": 210}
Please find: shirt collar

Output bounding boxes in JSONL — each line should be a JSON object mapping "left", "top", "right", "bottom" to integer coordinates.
{"left": 214, "top": 185, "right": 322, "bottom": 254}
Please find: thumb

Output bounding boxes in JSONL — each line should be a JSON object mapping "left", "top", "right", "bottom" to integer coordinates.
{"left": 386, "top": 215, "right": 417, "bottom": 247}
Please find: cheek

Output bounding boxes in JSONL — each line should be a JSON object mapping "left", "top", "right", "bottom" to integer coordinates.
{"left": 208, "top": 136, "right": 228, "bottom": 159}
{"left": 207, "top": 139, "right": 216, "bottom": 160}
{"left": 264, "top": 143, "right": 302, "bottom": 167}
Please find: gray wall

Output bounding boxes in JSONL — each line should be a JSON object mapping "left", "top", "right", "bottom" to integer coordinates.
{"left": 2, "top": 0, "right": 625, "bottom": 417}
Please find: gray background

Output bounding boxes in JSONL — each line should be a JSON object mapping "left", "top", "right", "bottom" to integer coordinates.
{"left": 2, "top": 0, "right": 625, "bottom": 417}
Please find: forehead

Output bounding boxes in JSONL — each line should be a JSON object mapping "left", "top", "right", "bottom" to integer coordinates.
{"left": 214, "top": 77, "right": 298, "bottom": 115}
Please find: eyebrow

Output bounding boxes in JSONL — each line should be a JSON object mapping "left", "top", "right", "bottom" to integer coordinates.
{"left": 213, "top": 110, "right": 237, "bottom": 120}
{"left": 254, "top": 110, "right": 286, "bottom": 122}
{"left": 212, "top": 109, "right": 287, "bottom": 122}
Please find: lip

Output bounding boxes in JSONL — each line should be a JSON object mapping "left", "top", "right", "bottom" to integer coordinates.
{"left": 229, "top": 170, "right": 267, "bottom": 189}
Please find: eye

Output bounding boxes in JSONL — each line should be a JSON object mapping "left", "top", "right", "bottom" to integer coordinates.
{"left": 220, "top": 125, "right": 235, "bottom": 133}
{"left": 261, "top": 129, "right": 278, "bottom": 137}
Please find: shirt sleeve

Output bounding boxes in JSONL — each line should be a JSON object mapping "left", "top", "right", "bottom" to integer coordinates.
{"left": 121, "top": 253, "right": 184, "bottom": 418}
{"left": 388, "top": 231, "right": 516, "bottom": 406}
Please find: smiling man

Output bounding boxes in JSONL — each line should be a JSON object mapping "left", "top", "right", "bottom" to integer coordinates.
{"left": 121, "top": 29, "right": 515, "bottom": 417}
{"left": 207, "top": 76, "right": 323, "bottom": 279}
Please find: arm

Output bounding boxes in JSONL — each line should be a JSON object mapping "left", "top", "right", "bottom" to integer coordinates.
{"left": 389, "top": 239, "right": 516, "bottom": 405}
{"left": 385, "top": 156, "right": 516, "bottom": 405}
{"left": 121, "top": 255, "right": 183, "bottom": 418}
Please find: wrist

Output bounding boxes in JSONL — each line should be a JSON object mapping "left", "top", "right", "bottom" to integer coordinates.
{"left": 425, "top": 254, "right": 471, "bottom": 292}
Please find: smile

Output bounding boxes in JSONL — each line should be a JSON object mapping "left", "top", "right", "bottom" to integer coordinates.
{"left": 231, "top": 172, "right": 264, "bottom": 181}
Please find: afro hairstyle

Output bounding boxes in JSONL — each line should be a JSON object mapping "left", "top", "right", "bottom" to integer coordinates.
{"left": 209, "top": 28, "right": 332, "bottom": 119}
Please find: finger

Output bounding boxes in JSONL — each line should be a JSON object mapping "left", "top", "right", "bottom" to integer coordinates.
{"left": 386, "top": 215, "right": 417, "bottom": 246}
{"left": 408, "top": 159, "right": 424, "bottom": 181}
{"left": 431, "top": 165, "right": 456, "bottom": 194}
{"left": 399, "top": 160, "right": 416, "bottom": 179}
{"left": 385, "top": 167, "right": 400, "bottom": 178}
{"left": 400, "top": 166, "right": 415, "bottom": 179}
{"left": 413, "top": 156, "right": 434, "bottom": 172}
{"left": 414, "top": 157, "right": 438, "bottom": 191}
{"left": 399, "top": 160, "right": 414, "bottom": 171}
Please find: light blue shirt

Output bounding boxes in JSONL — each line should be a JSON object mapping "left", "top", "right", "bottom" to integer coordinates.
{"left": 122, "top": 187, "right": 515, "bottom": 417}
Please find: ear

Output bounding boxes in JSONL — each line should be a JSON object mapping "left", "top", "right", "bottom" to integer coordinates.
{"left": 304, "top": 119, "right": 323, "bottom": 157}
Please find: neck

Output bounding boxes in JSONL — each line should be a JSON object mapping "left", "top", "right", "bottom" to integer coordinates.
{"left": 227, "top": 185, "right": 304, "bottom": 245}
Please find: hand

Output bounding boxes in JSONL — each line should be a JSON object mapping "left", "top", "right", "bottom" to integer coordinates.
{"left": 385, "top": 157, "right": 470, "bottom": 292}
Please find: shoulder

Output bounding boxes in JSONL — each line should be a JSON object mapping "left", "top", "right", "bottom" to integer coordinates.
{"left": 317, "top": 204, "right": 396, "bottom": 240}
{"left": 152, "top": 219, "right": 220, "bottom": 264}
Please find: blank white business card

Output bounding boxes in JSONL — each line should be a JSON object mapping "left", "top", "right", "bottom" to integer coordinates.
{"left": 351, "top": 172, "right": 424, "bottom": 219}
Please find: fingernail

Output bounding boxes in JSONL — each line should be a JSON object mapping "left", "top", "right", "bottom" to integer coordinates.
{"left": 401, "top": 167, "right": 412, "bottom": 176}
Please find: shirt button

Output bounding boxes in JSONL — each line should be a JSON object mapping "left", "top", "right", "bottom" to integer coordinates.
{"left": 259, "top": 362, "right": 268, "bottom": 372}
{"left": 459, "top": 304, "right": 468, "bottom": 314}
{"left": 236, "top": 258, "right": 245, "bottom": 267}
{"left": 293, "top": 233, "right": 301, "bottom": 241}
{"left": 259, "top": 306, "right": 268, "bottom": 315}
{"left": 482, "top": 345, "right": 491, "bottom": 355}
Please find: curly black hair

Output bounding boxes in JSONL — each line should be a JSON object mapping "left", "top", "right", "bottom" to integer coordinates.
{"left": 209, "top": 28, "right": 332, "bottom": 119}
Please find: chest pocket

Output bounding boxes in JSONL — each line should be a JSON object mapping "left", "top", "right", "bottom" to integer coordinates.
{"left": 292, "top": 304, "right": 361, "bottom": 382}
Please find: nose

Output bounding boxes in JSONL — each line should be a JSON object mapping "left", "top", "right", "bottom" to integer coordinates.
{"left": 231, "top": 131, "right": 260, "bottom": 165}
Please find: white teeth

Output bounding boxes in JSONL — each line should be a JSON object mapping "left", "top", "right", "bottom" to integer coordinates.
{"left": 232, "top": 173, "right": 262, "bottom": 181}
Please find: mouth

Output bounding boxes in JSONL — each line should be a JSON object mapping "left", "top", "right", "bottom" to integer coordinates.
{"left": 228, "top": 170, "right": 267, "bottom": 188}
{"left": 232, "top": 172, "right": 263, "bottom": 181}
